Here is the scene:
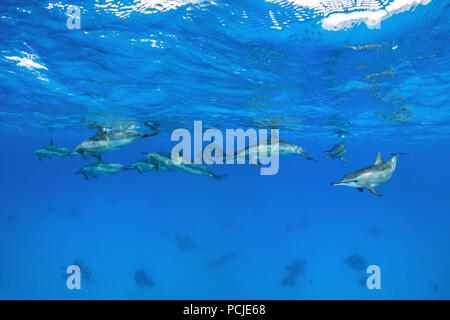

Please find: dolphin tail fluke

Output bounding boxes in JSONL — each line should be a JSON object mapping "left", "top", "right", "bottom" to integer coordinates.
{"left": 366, "top": 186, "right": 382, "bottom": 197}
{"left": 212, "top": 173, "right": 228, "bottom": 180}
{"left": 144, "top": 121, "right": 161, "bottom": 137}
{"left": 391, "top": 153, "right": 407, "bottom": 157}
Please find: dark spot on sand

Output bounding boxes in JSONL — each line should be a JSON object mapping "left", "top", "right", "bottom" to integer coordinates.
{"left": 287, "top": 218, "right": 310, "bottom": 233}
{"left": 208, "top": 252, "right": 236, "bottom": 269}
{"left": 61, "top": 259, "right": 94, "bottom": 284}
{"left": 344, "top": 255, "right": 366, "bottom": 271}
{"left": 367, "top": 226, "right": 381, "bottom": 236}
{"left": 135, "top": 269, "right": 154, "bottom": 288}
{"left": 358, "top": 277, "right": 367, "bottom": 287}
{"left": 6, "top": 213, "right": 21, "bottom": 224}
{"left": 281, "top": 259, "right": 307, "bottom": 287}
{"left": 68, "top": 208, "right": 83, "bottom": 218}
{"left": 430, "top": 283, "right": 438, "bottom": 292}
{"left": 176, "top": 235, "right": 197, "bottom": 251}
{"left": 42, "top": 206, "right": 55, "bottom": 217}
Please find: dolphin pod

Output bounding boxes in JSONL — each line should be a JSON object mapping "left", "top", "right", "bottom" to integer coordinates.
{"left": 34, "top": 128, "right": 404, "bottom": 196}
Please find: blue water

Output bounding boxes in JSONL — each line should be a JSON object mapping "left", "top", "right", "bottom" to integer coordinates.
{"left": 1, "top": 0, "right": 450, "bottom": 299}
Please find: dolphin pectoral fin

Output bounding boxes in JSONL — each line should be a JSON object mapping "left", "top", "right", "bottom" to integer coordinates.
{"left": 81, "top": 153, "right": 88, "bottom": 160}
{"left": 341, "top": 157, "right": 349, "bottom": 162}
{"left": 357, "top": 187, "right": 364, "bottom": 192}
{"left": 137, "top": 168, "right": 142, "bottom": 174}
{"left": 83, "top": 174, "right": 89, "bottom": 181}
{"left": 366, "top": 186, "right": 382, "bottom": 197}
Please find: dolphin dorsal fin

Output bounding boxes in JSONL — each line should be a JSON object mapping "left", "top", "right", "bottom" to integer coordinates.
{"left": 94, "top": 127, "right": 107, "bottom": 139}
{"left": 49, "top": 139, "right": 54, "bottom": 146}
{"left": 375, "top": 152, "right": 383, "bottom": 165}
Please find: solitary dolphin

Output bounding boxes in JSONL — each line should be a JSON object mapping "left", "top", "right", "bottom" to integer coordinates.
{"left": 127, "top": 159, "right": 158, "bottom": 174}
{"left": 143, "top": 152, "right": 227, "bottom": 179}
{"left": 76, "top": 156, "right": 129, "bottom": 180}
{"left": 72, "top": 125, "right": 157, "bottom": 159}
{"left": 324, "top": 141, "right": 348, "bottom": 162}
{"left": 229, "top": 139, "right": 317, "bottom": 165}
{"left": 331, "top": 152, "right": 405, "bottom": 196}
{"left": 34, "top": 139, "right": 72, "bottom": 161}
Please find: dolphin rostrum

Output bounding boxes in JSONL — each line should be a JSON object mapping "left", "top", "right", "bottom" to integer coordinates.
{"left": 324, "top": 140, "right": 348, "bottom": 162}
{"left": 34, "top": 139, "right": 72, "bottom": 161}
{"left": 143, "top": 152, "right": 227, "bottom": 179}
{"left": 72, "top": 125, "right": 158, "bottom": 159}
{"left": 331, "top": 152, "right": 405, "bottom": 196}
{"left": 76, "top": 155, "right": 129, "bottom": 180}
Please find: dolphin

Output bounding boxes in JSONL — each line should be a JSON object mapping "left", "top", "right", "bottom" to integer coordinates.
{"left": 331, "top": 152, "right": 405, "bottom": 196}
{"left": 324, "top": 140, "right": 348, "bottom": 162}
{"left": 76, "top": 155, "right": 129, "bottom": 180}
{"left": 72, "top": 125, "right": 157, "bottom": 159}
{"left": 142, "top": 152, "right": 174, "bottom": 171}
{"left": 143, "top": 152, "right": 227, "bottom": 179}
{"left": 34, "top": 139, "right": 72, "bottom": 161}
{"left": 228, "top": 139, "right": 318, "bottom": 165}
{"left": 127, "top": 159, "right": 158, "bottom": 174}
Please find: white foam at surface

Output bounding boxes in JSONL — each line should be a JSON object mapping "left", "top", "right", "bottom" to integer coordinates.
{"left": 267, "top": 0, "right": 432, "bottom": 31}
